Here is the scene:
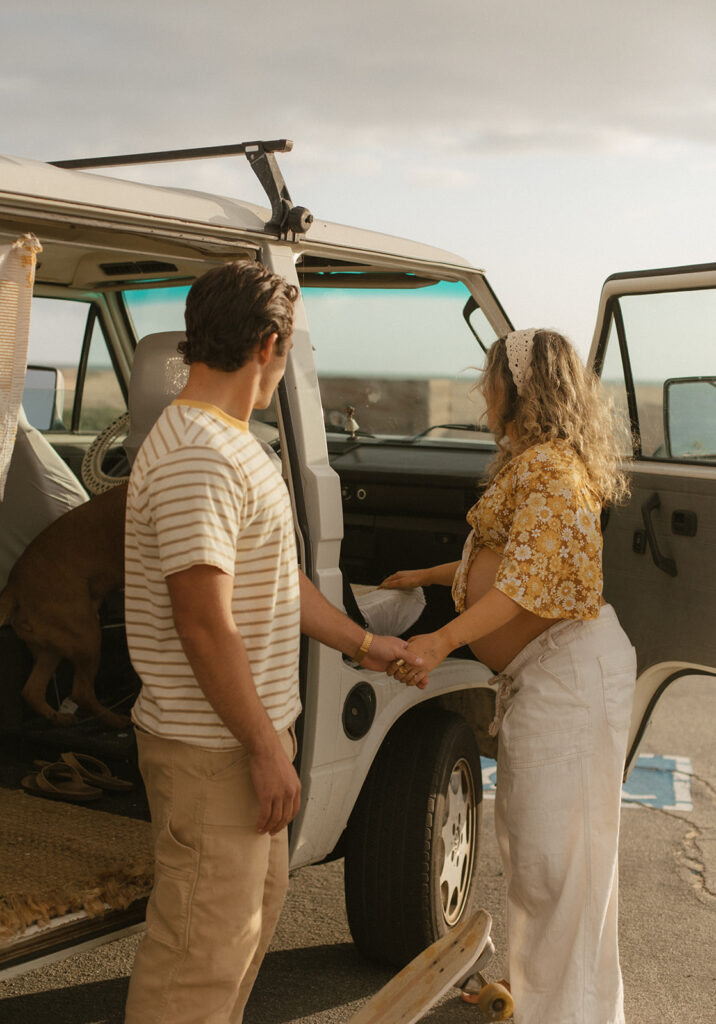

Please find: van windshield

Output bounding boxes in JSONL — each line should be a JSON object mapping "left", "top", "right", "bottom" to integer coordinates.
{"left": 302, "top": 278, "right": 494, "bottom": 440}
{"left": 122, "top": 276, "right": 496, "bottom": 443}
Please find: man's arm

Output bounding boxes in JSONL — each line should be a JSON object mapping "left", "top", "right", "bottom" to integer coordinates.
{"left": 298, "top": 570, "right": 424, "bottom": 671}
{"left": 166, "top": 564, "right": 300, "bottom": 836}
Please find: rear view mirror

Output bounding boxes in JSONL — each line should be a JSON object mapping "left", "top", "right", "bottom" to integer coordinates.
{"left": 22, "top": 365, "right": 65, "bottom": 431}
{"left": 663, "top": 376, "right": 716, "bottom": 460}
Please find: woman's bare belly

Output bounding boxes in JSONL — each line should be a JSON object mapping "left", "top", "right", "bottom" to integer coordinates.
{"left": 464, "top": 547, "right": 559, "bottom": 673}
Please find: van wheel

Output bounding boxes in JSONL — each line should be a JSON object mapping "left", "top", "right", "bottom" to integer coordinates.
{"left": 344, "top": 707, "right": 482, "bottom": 967}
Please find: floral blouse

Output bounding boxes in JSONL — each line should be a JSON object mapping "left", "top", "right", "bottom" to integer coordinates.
{"left": 452, "top": 439, "right": 603, "bottom": 619}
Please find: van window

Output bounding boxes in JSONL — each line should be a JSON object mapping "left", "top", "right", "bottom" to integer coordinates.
{"left": 301, "top": 278, "right": 494, "bottom": 441}
{"left": 599, "top": 287, "right": 716, "bottom": 462}
{"left": 123, "top": 285, "right": 189, "bottom": 340}
{"left": 25, "top": 297, "right": 124, "bottom": 433}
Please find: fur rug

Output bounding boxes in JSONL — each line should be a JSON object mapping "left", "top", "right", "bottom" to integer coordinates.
{"left": 0, "top": 787, "right": 152, "bottom": 942}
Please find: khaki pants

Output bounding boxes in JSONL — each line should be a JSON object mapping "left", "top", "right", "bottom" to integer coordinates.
{"left": 495, "top": 605, "right": 636, "bottom": 1024}
{"left": 125, "top": 727, "right": 295, "bottom": 1024}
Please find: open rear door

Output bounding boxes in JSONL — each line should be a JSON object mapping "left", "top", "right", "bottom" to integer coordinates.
{"left": 589, "top": 264, "right": 716, "bottom": 773}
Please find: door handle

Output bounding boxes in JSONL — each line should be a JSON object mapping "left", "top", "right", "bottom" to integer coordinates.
{"left": 641, "top": 492, "right": 677, "bottom": 577}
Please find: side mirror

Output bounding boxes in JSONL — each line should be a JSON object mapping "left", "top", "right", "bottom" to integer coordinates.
{"left": 663, "top": 376, "right": 716, "bottom": 460}
{"left": 22, "top": 365, "right": 66, "bottom": 431}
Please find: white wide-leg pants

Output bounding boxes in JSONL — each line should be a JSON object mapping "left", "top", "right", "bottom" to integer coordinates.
{"left": 494, "top": 604, "right": 636, "bottom": 1024}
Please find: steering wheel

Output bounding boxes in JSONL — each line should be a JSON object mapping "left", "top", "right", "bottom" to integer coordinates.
{"left": 81, "top": 412, "right": 130, "bottom": 494}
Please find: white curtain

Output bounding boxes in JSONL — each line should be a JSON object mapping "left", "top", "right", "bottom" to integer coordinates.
{"left": 0, "top": 234, "right": 42, "bottom": 499}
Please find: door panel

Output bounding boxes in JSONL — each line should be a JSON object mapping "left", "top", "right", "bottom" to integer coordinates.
{"left": 592, "top": 265, "right": 716, "bottom": 680}
{"left": 603, "top": 464, "right": 716, "bottom": 672}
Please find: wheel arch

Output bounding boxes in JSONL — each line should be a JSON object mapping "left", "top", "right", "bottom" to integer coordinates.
{"left": 625, "top": 662, "right": 716, "bottom": 780}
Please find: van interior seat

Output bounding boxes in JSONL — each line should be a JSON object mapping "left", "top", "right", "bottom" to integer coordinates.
{"left": 0, "top": 407, "right": 88, "bottom": 590}
{"left": 125, "top": 331, "right": 188, "bottom": 466}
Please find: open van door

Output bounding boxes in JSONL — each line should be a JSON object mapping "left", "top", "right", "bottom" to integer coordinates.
{"left": 589, "top": 264, "right": 716, "bottom": 775}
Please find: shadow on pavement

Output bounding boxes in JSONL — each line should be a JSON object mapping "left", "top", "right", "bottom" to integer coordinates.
{"left": 247, "top": 941, "right": 482, "bottom": 1023}
{"left": 246, "top": 942, "right": 392, "bottom": 1022}
{"left": 0, "top": 976, "right": 129, "bottom": 1024}
{"left": 0, "top": 941, "right": 479, "bottom": 1024}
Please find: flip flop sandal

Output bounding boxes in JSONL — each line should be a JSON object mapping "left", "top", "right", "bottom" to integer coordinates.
{"left": 34, "top": 751, "right": 133, "bottom": 792}
{"left": 21, "top": 763, "right": 103, "bottom": 803}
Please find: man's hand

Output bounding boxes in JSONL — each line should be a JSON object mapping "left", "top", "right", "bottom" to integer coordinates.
{"left": 387, "top": 632, "right": 453, "bottom": 689}
{"left": 362, "top": 634, "right": 424, "bottom": 674}
{"left": 249, "top": 740, "right": 302, "bottom": 836}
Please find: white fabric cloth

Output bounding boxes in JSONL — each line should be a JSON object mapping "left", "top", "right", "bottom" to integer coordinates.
{"left": 0, "top": 235, "right": 42, "bottom": 499}
{"left": 355, "top": 585, "right": 426, "bottom": 636}
{"left": 0, "top": 407, "right": 88, "bottom": 589}
{"left": 494, "top": 604, "right": 636, "bottom": 1024}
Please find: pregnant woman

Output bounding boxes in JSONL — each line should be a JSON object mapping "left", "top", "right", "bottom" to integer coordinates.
{"left": 381, "top": 329, "right": 635, "bottom": 1024}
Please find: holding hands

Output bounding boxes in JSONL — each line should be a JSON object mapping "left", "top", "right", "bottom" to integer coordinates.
{"left": 377, "top": 562, "right": 461, "bottom": 689}
{"left": 387, "top": 632, "right": 453, "bottom": 689}
{"left": 360, "top": 633, "right": 425, "bottom": 674}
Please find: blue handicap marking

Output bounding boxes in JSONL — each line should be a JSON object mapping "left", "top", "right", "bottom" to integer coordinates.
{"left": 480, "top": 752, "right": 693, "bottom": 811}
{"left": 481, "top": 758, "right": 497, "bottom": 797}
{"left": 621, "top": 753, "right": 693, "bottom": 811}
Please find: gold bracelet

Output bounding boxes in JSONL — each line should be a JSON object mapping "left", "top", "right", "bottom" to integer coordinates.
{"left": 355, "top": 631, "right": 374, "bottom": 663}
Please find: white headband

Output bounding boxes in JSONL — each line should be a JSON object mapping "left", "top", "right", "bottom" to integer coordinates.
{"left": 505, "top": 329, "right": 538, "bottom": 395}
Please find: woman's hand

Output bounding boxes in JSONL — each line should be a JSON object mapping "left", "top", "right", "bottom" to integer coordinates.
{"left": 380, "top": 569, "right": 426, "bottom": 590}
{"left": 387, "top": 631, "right": 453, "bottom": 689}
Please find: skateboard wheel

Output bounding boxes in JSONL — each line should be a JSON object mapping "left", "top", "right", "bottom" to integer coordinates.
{"left": 473, "top": 981, "right": 514, "bottom": 1020}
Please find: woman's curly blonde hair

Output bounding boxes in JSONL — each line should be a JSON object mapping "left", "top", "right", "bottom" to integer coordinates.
{"left": 478, "top": 329, "right": 631, "bottom": 506}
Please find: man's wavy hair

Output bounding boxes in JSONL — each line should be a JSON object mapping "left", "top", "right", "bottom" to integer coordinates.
{"left": 180, "top": 261, "right": 298, "bottom": 371}
{"left": 477, "top": 329, "right": 631, "bottom": 506}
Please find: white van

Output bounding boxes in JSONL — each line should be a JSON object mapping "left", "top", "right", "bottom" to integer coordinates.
{"left": 0, "top": 141, "right": 714, "bottom": 978}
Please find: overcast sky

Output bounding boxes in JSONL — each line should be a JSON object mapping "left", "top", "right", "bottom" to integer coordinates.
{"left": 4, "top": 0, "right": 716, "bottom": 356}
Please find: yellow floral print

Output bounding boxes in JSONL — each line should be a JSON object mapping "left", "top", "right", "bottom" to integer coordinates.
{"left": 452, "top": 439, "right": 603, "bottom": 619}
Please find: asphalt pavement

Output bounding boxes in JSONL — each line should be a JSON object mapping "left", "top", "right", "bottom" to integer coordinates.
{"left": 1, "top": 675, "right": 714, "bottom": 1024}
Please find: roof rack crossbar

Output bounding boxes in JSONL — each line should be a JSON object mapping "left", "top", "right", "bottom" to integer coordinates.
{"left": 49, "top": 139, "right": 313, "bottom": 239}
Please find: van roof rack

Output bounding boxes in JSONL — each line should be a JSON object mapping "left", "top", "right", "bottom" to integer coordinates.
{"left": 50, "top": 139, "right": 313, "bottom": 239}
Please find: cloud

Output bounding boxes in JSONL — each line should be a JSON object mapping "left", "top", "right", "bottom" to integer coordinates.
{"left": 3, "top": 0, "right": 716, "bottom": 165}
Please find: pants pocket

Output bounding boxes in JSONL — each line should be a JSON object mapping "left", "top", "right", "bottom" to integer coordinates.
{"left": 599, "top": 648, "right": 636, "bottom": 733}
{"left": 504, "top": 709, "right": 591, "bottom": 769}
{"left": 503, "top": 646, "right": 591, "bottom": 769}
{"left": 146, "top": 819, "right": 199, "bottom": 952}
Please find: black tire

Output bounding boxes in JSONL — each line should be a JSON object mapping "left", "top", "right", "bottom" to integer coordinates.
{"left": 344, "top": 707, "right": 482, "bottom": 967}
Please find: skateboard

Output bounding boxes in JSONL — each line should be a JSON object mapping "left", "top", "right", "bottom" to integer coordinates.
{"left": 347, "top": 908, "right": 513, "bottom": 1024}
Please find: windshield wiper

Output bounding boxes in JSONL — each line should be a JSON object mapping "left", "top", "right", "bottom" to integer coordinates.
{"left": 407, "top": 422, "right": 492, "bottom": 442}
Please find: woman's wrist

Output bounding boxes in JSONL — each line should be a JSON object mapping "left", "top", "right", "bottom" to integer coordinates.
{"left": 437, "top": 623, "right": 462, "bottom": 654}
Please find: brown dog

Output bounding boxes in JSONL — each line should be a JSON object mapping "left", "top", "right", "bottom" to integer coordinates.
{"left": 0, "top": 481, "right": 128, "bottom": 727}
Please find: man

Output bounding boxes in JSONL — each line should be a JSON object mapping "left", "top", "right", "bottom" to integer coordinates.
{"left": 124, "top": 261, "right": 421, "bottom": 1024}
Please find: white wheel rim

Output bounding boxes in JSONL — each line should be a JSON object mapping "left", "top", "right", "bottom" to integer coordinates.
{"left": 438, "top": 757, "right": 476, "bottom": 926}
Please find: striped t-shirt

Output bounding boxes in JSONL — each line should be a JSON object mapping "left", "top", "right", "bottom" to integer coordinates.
{"left": 125, "top": 400, "right": 301, "bottom": 749}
